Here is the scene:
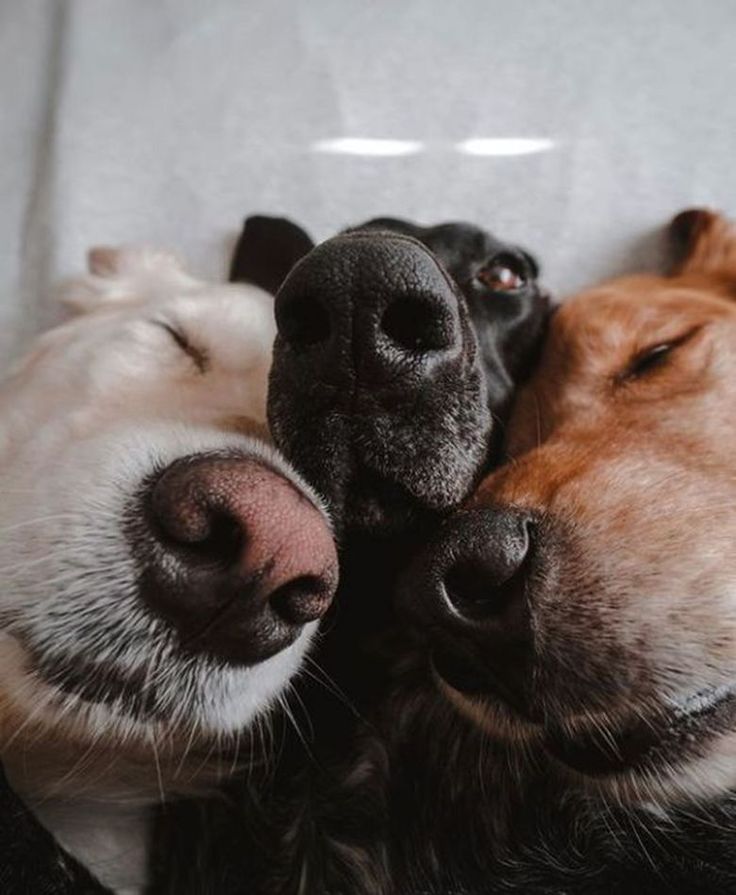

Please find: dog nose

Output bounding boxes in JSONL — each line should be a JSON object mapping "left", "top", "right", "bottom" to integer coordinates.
{"left": 274, "top": 231, "right": 462, "bottom": 395}
{"left": 140, "top": 453, "right": 338, "bottom": 665}
{"left": 441, "top": 510, "right": 532, "bottom": 623}
{"left": 400, "top": 507, "right": 536, "bottom": 712}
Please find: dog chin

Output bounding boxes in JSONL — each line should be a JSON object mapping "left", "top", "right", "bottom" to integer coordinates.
{"left": 435, "top": 661, "right": 736, "bottom": 805}
{"left": 343, "top": 490, "right": 420, "bottom": 539}
{"left": 0, "top": 623, "right": 316, "bottom": 752}
{"left": 545, "top": 683, "right": 736, "bottom": 805}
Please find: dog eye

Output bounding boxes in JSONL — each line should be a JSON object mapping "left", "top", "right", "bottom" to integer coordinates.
{"left": 625, "top": 343, "right": 674, "bottom": 379}
{"left": 475, "top": 254, "right": 526, "bottom": 292}
{"left": 155, "top": 321, "right": 209, "bottom": 373}
{"left": 619, "top": 328, "right": 700, "bottom": 383}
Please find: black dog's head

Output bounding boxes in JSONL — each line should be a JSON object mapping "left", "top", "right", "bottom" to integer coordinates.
{"left": 351, "top": 218, "right": 547, "bottom": 412}
{"left": 231, "top": 215, "right": 549, "bottom": 540}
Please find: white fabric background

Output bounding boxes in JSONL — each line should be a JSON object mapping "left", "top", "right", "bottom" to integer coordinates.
{"left": 2, "top": 0, "right": 735, "bottom": 369}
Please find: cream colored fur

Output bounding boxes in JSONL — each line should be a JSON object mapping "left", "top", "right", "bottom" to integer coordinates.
{"left": 0, "top": 246, "right": 323, "bottom": 892}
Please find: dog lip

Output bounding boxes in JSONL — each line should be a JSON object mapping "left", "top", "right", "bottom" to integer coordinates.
{"left": 667, "top": 682, "right": 736, "bottom": 715}
{"left": 430, "top": 647, "right": 542, "bottom": 723}
{"left": 433, "top": 639, "right": 736, "bottom": 775}
{"left": 342, "top": 462, "right": 425, "bottom": 530}
{"left": 30, "top": 646, "right": 163, "bottom": 720}
{"left": 544, "top": 684, "right": 736, "bottom": 777}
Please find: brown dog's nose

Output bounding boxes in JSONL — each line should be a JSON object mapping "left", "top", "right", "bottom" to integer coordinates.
{"left": 400, "top": 507, "right": 536, "bottom": 714}
{"left": 441, "top": 511, "right": 532, "bottom": 623}
{"left": 139, "top": 453, "right": 338, "bottom": 666}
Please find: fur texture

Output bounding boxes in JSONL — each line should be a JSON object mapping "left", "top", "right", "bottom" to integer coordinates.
{"left": 149, "top": 215, "right": 549, "bottom": 895}
{"left": 393, "top": 208, "right": 736, "bottom": 891}
{"left": 0, "top": 246, "right": 331, "bottom": 892}
{"left": 155, "top": 210, "right": 736, "bottom": 894}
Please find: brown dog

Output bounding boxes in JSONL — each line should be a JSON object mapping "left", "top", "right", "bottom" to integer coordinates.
{"left": 407, "top": 207, "right": 736, "bottom": 807}
{"left": 391, "top": 209, "right": 736, "bottom": 892}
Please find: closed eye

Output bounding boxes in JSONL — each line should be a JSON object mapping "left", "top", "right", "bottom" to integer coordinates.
{"left": 616, "top": 326, "right": 701, "bottom": 383}
{"left": 155, "top": 321, "right": 210, "bottom": 373}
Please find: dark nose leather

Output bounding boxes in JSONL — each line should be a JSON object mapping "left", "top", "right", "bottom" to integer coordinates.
{"left": 441, "top": 510, "right": 532, "bottom": 623}
{"left": 139, "top": 453, "right": 338, "bottom": 666}
{"left": 274, "top": 230, "right": 464, "bottom": 400}
{"left": 400, "top": 507, "right": 536, "bottom": 713}
{"left": 268, "top": 230, "right": 492, "bottom": 537}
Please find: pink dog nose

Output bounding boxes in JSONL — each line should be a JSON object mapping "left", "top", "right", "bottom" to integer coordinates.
{"left": 140, "top": 453, "right": 338, "bottom": 665}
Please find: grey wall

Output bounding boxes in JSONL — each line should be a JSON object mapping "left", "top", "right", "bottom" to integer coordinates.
{"left": 2, "top": 0, "right": 735, "bottom": 367}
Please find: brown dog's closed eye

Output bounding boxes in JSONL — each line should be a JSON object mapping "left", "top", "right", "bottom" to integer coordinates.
{"left": 615, "top": 325, "right": 703, "bottom": 384}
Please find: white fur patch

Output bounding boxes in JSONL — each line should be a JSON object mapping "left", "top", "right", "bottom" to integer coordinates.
{"left": 0, "top": 246, "right": 328, "bottom": 889}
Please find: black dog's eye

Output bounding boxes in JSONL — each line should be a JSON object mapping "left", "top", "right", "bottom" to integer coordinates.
{"left": 618, "top": 327, "right": 700, "bottom": 383}
{"left": 475, "top": 253, "right": 526, "bottom": 292}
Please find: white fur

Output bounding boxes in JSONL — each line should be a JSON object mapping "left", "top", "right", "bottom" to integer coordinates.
{"left": 0, "top": 246, "right": 325, "bottom": 892}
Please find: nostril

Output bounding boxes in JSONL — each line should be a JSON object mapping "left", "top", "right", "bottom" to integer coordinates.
{"left": 270, "top": 574, "right": 332, "bottom": 624}
{"left": 381, "top": 294, "right": 454, "bottom": 352}
{"left": 177, "top": 511, "right": 244, "bottom": 567}
{"left": 444, "top": 558, "right": 523, "bottom": 620}
{"left": 152, "top": 500, "right": 245, "bottom": 569}
{"left": 278, "top": 293, "right": 331, "bottom": 348}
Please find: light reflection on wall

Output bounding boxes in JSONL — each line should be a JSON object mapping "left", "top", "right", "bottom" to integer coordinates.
{"left": 311, "top": 137, "right": 555, "bottom": 157}
{"left": 457, "top": 138, "right": 555, "bottom": 156}
{"left": 312, "top": 138, "right": 424, "bottom": 156}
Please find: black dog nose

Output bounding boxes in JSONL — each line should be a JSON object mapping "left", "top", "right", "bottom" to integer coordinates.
{"left": 138, "top": 453, "right": 338, "bottom": 666}
{"left": 442, "top": 511, "right": 532, "bottom": 623}
{"left": 274, "top": 231, "right": 462, "bottom": 393}
{"left": 268, "top": 230, "right": 491, "bottom": 536}
{"left": 400, "top": 507, "right": 536, "bottom": 712}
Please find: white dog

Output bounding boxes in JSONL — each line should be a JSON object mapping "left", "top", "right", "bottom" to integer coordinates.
{"left": 0, "top": 247, "right": 337, "bottom": 893}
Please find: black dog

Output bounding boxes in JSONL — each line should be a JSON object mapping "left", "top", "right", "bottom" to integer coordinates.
{"left": 240, "top": 219, "right": 735, "bottom": 895}
{"left": 146, "top": 214, "right": 549, "bottom": 895}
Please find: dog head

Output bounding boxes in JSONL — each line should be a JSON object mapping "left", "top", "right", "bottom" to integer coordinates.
{"left": 232, "top": 215, "right": 548, "bottom": 539}
{"left": 0, "top": 246, "right": 337, "bottom": 776}
{"left": 401, "top": 209, "right": 736, "bottom": 806}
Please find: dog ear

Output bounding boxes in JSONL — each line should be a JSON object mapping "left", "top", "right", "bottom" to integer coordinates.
{"left": 86, "top": 245, "right": 186, "bottom": 279}
{"left": 668, "top": 208, "right": 736, "bottom": 280}
{"left": 61, "top": 246, "right": 190, "bottom": 314}
{"left": 229, "top": 216, "right": 315, "bottom": 294}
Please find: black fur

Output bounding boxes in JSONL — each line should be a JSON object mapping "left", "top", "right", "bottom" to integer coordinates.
{"left": 219, "top": 216, "right": 736, "bottom": 895}
{"left": 228, "top": 215, "right": 315, "bottom": 296}
{"left": 0, "top": 762, "right": 108, "bottom": 894}
{"left": 148, "top": 214, "right": 551, "bottom": 895}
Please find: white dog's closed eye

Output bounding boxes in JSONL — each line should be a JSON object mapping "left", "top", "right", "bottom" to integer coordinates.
{"left": 0, "top": 244, "right": 337, "bottom": 893}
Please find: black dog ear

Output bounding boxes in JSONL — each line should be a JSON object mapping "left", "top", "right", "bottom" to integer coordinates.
{"left": 229, "top": 216, "right": 315, "bottom": 294}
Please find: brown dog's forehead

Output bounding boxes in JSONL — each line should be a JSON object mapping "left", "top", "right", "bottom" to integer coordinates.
{"left": 555, "top": 273, "right": 734, "bottom": 356}
{"left": 496, "top": 270, "right": 736, "bottom": 465}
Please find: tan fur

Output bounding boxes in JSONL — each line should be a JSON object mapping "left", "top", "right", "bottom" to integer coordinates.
{"left": 456, "top": 209, "right": 736, "bottom": 804}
